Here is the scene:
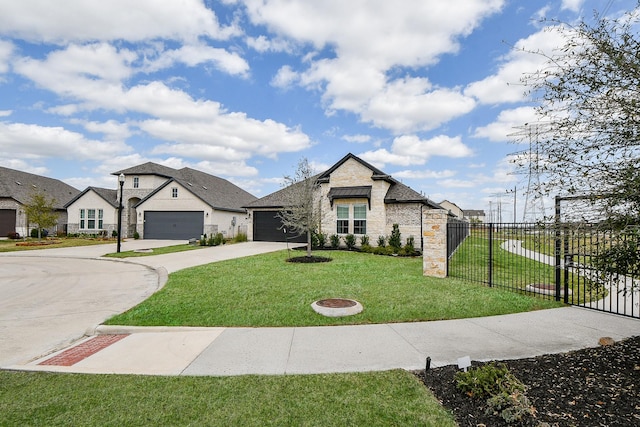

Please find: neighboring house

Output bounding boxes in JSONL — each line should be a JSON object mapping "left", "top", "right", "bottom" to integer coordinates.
{"left": 66, "top": 162, "right": 257, "bottom": 240}
{"left": 245, "top": 153, "right": 444, "bottom": 244}
{"left": 463, "top": 209, "right": 486, "bottom": 223}
{"left": 0, "top": 166, "right": 80, "bottom": 237}
{"left": 439, "top": 200, "right": 464, "bottom": 219}
{"left": 64, "top": 187, "right": 118, "bottom": 236}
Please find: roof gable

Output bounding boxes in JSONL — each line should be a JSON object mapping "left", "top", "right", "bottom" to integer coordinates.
{"left": 246, "top": 153, "right": 442, "bottom": 209}
{"left": 64, "top": 187, "right": 118, "bottom": 208}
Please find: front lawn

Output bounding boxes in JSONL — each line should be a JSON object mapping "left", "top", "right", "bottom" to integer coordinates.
{"left": 0, "top": 370, "right": 456, "bottom": 427}
{"left": 0, "top": 237, "right": 113, "bottom": 252}
{"left": 107, "top": 249, "right": 562, "bottom": 327}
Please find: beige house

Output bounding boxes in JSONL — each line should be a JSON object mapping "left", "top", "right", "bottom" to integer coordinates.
{"left": 439, "top": 200, "right": 464, "bottom": 219}
{"left": 245, "top": 153, "right": 443, "bottom": 245}
{"left": 66, "top": 163, "right": 256, "bottom": 239}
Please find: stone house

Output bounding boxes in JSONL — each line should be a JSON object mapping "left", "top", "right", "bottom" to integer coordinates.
{"left": 0, "top": 166, "right": 79, "bottom": 237}
{"left": 245, "top": 153, "right": 444, "bottom": 245}
{"left": 66, "top": 162, "right": 256, "bottom": 239}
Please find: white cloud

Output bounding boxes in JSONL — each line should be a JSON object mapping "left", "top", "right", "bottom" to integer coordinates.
{"left": 393, "top": 169, "right": 456, "bottom": 179}
{"left": 0, "top": 110, "right": 12, "bottom": 117}
{"left": 473, "top": 106, "right": 538, "bottom": 142}
{"left": 363, "top": 77, "right": 476, "bottom": 133}
{"left": 561, "top": 0, "right": 584, "bottom": 12}
{"left": 143, "top": 43, "right": 249, "bottom": 77}
{"left": 242, "top": 0, "right": 503, "bottom": 132}
{"left": 437, "top": 178, "right": 477, "bottom": 188}
{"left": 464, "top": 26, "right": 567, "bottom": 104}
{"left": 0, "top": 121, "right": 131, "bottom": 161}
{"left": 341, "top": 134, "right": 371, "bottom": 143}
{"left": 246, "top": 35, "right": 293, "bottom": 53}
{"left": 69, "top": 119, "right": 132, "bottom": 140}
{"left": 271, "top": 65, "right": 299, "bottom": 88}
{"left": 359, "top": 134, "right": 473, "bottom": 167}
{"left": 0, "top": 0, "right": 239, "bottom": 43}
{"left": 0, "top": 40, "right": 13, "bottom": 74}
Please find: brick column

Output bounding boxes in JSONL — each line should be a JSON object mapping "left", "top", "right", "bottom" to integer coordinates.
{"left": 422, "top": 210, "right": 448, "bottom": 278}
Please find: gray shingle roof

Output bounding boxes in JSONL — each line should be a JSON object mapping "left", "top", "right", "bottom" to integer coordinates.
{"left": 245, "top": 153, "right": 442, "bottom": 210}
{"left": 64, "top": 187, "right": 118, "bottom": 208}
{"left": 0, "top": 166, "right": 80, "bottom": 209}
{"left": 124, "top": 163, "right": 257, "bottom": 212}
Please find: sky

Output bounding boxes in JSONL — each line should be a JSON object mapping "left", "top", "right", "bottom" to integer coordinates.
{"left": 0, "top": 0, "right": 634, "bottom": 222}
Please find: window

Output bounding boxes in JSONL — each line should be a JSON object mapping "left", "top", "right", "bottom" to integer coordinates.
{"left": 80, "top": 209, "right": 85, "bottom": 229}
{"left": 98, "top": 209, "right": 103, "bottom": 229}
{"left": 336, "top": 205, "right": 349, "bottom": 234}
{"left": 87, "top": 209, "right": 96, "bottom": 229}
{"left": 133, "top": 176, "right": 139, "bottom": 188}
{"left": 172, "top": 187, "right": 178, "bottom": 198}
{"left": 353, "top": 204, "right": 367, "bottom": 234}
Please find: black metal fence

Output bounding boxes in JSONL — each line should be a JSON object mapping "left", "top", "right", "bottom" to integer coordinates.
{"left": 447, "top": 222, "right": 640, "bottom": 319}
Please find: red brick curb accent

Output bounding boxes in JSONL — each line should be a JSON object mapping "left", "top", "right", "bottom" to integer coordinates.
{"left": 39, "top": 334, "right": 129, "bottom": 366}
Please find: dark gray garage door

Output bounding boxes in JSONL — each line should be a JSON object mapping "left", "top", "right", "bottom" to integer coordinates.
{"left": 0, "top": 209, "right": 16, "bottom": 237}
{"left": 253, "top": 211, "right": 306, "bottom": 243}
{"left": 144, "top": 211, "right": 203, "bottom": 240}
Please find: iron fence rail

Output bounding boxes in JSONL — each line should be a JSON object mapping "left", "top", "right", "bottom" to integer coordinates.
{"left": 447, "top": 222, "right": 640, "bottom": 319}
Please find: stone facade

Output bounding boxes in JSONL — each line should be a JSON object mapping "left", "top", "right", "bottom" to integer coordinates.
{"left": 422, "top": 210, "right": 448, "bottom": 278}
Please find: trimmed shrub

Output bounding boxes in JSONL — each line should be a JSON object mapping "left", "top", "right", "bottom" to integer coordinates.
{"left": 377, "top": 235, "right": 386, "bottom": 247}
{"left": 329, "top": 234, "right": 340, "bottom": 249}
{"left": 344, "top": 234, "right": 356, "bottom": 250}
{"left": 388, "top": 224, "right": 401, "bottom": 253}
{"left": 360, "top": 235, "right": 370, "bottom": 246}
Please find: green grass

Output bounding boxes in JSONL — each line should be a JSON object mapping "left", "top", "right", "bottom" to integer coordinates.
{"left": 0, "top": 370, "right": 456, "bottom": 427}
{"left": 106, "top": 249, "right": 562, "bottom": 327}
{"left": 449, "top": 235, "right": 607, "bottom": 304}
{"left": 0, "top": 237, "right": 113, "bottom": 252}
{"left": 104, "top": 243, "right": 206, "bottom": 258}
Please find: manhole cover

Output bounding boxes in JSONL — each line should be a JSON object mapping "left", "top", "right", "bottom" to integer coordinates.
{"left": 311, "top": 298, "right": 362, "bottom": 317}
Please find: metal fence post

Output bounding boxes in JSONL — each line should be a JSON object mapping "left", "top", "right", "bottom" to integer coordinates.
{"left": 488, "top": 223, "right": 493, "bottom": 287}
{"left": 554, "top": 196, "right": 562, "bottom": 302}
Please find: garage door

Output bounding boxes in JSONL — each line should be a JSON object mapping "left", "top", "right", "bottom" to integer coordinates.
{"left": 144, "top": 211, "right": 203, "bottom": 240}
{"left": 0, "top": 209, "right": 16, "bottom": 237}
{"left": 253, "top": 211, "right": 306, "bottom": 243}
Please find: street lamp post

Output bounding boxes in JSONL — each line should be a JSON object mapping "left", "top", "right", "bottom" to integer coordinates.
{"left": 117, "top": 173, "right": 125, "bottom": 253}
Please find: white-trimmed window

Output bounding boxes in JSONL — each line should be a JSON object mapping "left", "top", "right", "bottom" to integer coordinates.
{"left": 133, "top": 176, "right": 139, "bottom": 188}
{"left": 171, "top": 187, "right": 178, "bottom": 198}
{"left": 353, "top": 204, "right": 367, "bottom": 234}
{"left": 79, "top": 208, "right": 104, "bottom": 230}
{"left": 336, "top": 205, "right": 349, "bottom": 234}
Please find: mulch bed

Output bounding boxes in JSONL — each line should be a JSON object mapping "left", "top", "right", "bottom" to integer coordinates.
{"left": 286, "top": 256, "right": 332, "bottom": 263}
{"left": 416, "top": 335, "right": 640, "bottom": 426}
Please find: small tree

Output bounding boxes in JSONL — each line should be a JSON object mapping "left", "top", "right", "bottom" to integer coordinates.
{"left": 23, "top": 190, "right": 58, "bottom": 241}
{"left": 277, "top": 158, "right": 321, "bottom": 257}
{"left": 389, "top": 223, "right": 402, "bottom": 253}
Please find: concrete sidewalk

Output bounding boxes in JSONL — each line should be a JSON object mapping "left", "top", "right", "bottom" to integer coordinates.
{"left": 10, "top": 307, "right": 640, "bottom": 376}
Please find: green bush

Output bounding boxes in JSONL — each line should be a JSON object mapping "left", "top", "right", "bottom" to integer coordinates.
{"left": 404, "top": 235, "right": 416, "bottom": 255}
{"left": 133, "top": 231, "right": 140, "bottom": 240}
{"left": 377, "top": 235, "right": 386, "bottom": 247}
{"left": 455, "top": 363, "right": 535, "bottom": 424}
{"left": 213, "top": 233, "right": 225, "bottom": 246}
{"left": 111, "top": 230, "right": 118, "bottom": 238}
{"left": 329, "top": 234, "right": 340, "bottom": 249}
{"left": 344, "top": 234, "right": 356, "bottom": 250}
{"left": 389, "top": 224, "right": 402, "bottom": 253}
{"left": 317, "top": 232, "right": 327, "bottom": 248}
{"left": 234, "top": 232, "right": 248, "bottom": 243}
{"left": 360, "top": 235, "right": 370, "bottom": 246}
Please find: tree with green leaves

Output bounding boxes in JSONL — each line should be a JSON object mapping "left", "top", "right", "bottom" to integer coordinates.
{"left": 517, "top": 6, "right": 640, "bottom": 225}
{"left": 23, "top": 190, "right": 58, "bottom": 240}
{"left": 277, "top": 158, "right": 321, "bottom": 257}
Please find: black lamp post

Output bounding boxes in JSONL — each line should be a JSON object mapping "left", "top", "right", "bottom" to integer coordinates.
{"left": 116, "top": 173, "right": 125, "bottom": 253}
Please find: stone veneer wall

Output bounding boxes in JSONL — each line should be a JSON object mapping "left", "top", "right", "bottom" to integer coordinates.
{"left": 422, "top": 210, "right": 448, "bottom": 278}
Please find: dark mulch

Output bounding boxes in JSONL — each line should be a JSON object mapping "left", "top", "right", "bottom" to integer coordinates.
{"left": 286, "top": 255, "right": 333, "bottom": 263}
{"left": 416, "top": 335, "right": 640, "bottom": 427}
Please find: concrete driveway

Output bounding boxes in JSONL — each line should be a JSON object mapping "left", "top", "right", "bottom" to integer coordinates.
{"left": 0, "top": 256, "right": 159, "bottom": 366}
{"left": 0, "top": 240, "right": 291, "bottom": 368}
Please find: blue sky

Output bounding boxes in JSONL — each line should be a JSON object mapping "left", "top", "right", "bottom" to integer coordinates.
{"left": 0, "top": 0, "right": 633, "bottom": 221}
